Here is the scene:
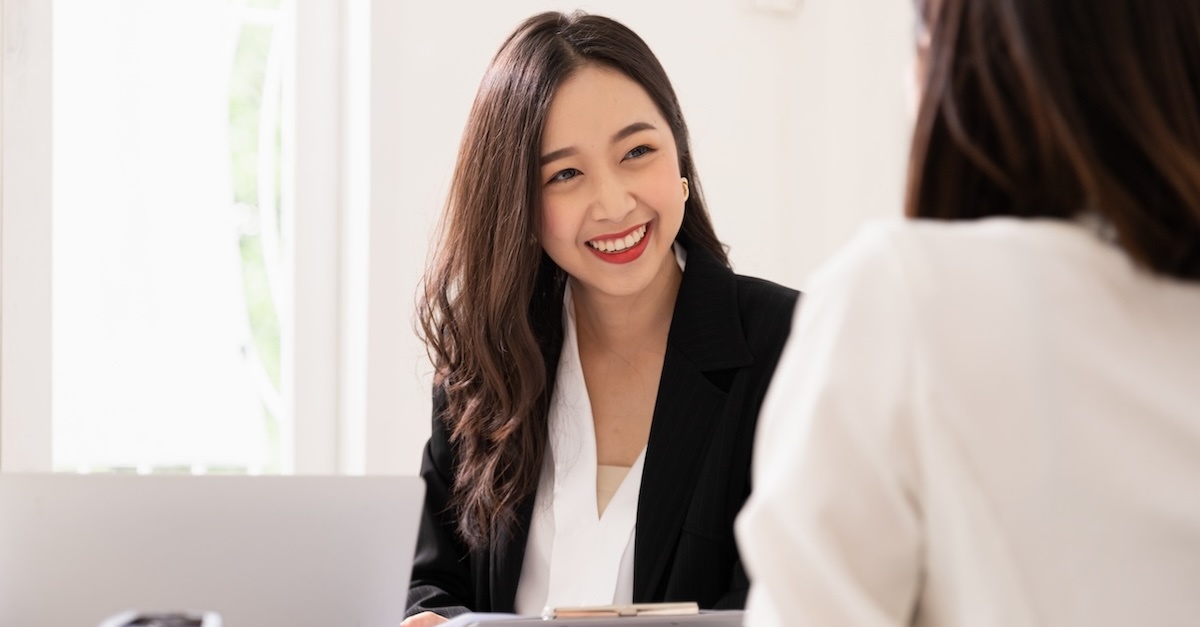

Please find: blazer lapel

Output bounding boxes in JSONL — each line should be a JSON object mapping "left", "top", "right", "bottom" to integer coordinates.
{"left": 490, "top": 495, "right": 535, "bottom": 611}
{"left": 633, "top": 245, "right": 753, "bottom": 601}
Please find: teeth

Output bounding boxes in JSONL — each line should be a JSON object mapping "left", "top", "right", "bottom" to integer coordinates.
{"left": 589, "top": 225, "right": 647, "bottom": 253}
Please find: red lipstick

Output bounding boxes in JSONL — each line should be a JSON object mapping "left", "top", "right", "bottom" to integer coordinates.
{"left": 586, "top": 222, "right": 651, "bottom": 265}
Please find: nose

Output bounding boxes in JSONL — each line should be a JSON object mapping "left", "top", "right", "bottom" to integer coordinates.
{"left": 588, "top": 169, "right": 636, "bottom": 223}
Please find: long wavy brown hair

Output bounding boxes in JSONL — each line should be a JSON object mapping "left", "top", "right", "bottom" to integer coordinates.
{"left": 908, "top": 0, "right": 1200, "bottom": 280}
{"left": 417, "top": 11, "right": 728, "bottom": 552}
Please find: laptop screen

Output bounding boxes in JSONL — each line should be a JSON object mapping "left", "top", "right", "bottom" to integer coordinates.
{"left": 0, "top": 474, "right": 424, "bottom": 627}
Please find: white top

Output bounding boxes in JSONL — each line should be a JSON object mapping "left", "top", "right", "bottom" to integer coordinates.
{"left": 737, "top": 217, "right": 1200, "bottom": 627}
{"left": 512, "top": 280, "right": 648, "bottom": 616}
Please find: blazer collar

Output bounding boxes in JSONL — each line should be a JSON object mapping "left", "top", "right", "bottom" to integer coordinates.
{"left": 666, "top": 243, "right": 754, "bottom": 371}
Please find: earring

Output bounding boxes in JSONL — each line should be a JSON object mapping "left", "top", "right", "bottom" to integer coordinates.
{"left": 681, "top": 177, "right": 690, "bottom": 201}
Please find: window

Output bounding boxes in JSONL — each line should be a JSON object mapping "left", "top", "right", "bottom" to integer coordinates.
{"left": 51, "top": 0, "right": 290, "bottom": 474}
{"left": 0, "top": 0, "right": 422, "bottom": 475}
{"left": 0, "top": 0, "right": 429, "bottom": 473}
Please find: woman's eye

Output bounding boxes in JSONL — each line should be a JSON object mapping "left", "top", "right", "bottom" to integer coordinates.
{"left": 624, "top": 145, "right": 652, "bottom": 160}
{"left": 549, "top": 168, "right": 580, "bottom": 183}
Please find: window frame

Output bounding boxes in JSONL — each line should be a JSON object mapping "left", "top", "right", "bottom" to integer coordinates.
{"left": 1, "top": 0, "right": 52, "bottom": 472}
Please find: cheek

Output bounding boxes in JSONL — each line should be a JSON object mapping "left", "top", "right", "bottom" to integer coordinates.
{"left": 640, "top": 162, "right": 685, "bottom": 212}
{"left": 539, "top": 198, "right": 574, "bottom": 243}
{"left": 651, "top": 179, "right": 683, "bottom": 207}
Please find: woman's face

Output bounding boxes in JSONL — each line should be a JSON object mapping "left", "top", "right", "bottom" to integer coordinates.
{"left": 538, "top": 65, "right": 687, "bottom": 302}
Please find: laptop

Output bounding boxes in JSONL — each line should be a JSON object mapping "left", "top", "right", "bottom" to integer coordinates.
{"left": 0, "top": 473, "right": 424, "bottom": 627}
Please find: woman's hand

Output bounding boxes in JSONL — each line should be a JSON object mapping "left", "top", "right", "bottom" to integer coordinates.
{"left": 401, "top": 611, "right": 449, "bottom": 627}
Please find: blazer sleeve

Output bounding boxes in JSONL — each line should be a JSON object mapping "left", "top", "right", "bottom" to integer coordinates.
{"left": 406, "top": 388, "right": 474, "bottom": 619}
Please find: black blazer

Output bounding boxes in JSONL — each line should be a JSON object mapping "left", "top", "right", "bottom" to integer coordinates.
{"left": 407, "top": 245, "right": 799, "bottom": 618}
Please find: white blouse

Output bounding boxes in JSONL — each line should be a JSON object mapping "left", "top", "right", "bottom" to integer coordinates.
{"left": 512, "top": 279, "right": 647, "bottom": 616}
{"left": 514, "top": 246, "right": 687, "bottom": 616}
{"left": 737, "top": 218, "right": 1200, "bottom": 627}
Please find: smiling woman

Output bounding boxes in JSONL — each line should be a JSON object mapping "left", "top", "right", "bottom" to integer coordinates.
{"left": 407, "top": 11, "right": 800, "bottom": 626}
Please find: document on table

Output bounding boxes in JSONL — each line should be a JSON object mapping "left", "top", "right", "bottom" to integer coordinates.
{"left": 440, "top": 608, "right": 743, "bottom": 627}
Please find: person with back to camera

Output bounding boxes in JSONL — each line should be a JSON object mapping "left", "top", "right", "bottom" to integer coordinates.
{"left": 737, "top": 0, "right": 1200, "bottom": 625}
{"left": 402, "top": 11, "right": 799, "bottom": 627}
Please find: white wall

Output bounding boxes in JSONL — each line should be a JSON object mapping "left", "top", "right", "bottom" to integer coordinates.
{"left": 380, "top": 0, "right": 916, "bottom": 474}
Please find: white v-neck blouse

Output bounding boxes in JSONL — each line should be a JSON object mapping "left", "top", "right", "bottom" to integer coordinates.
{"left": 513, "top": 281, "right": 646, "bottom": 615}
{"left": 513, "top": 246, "right": 687, "bottom": 616}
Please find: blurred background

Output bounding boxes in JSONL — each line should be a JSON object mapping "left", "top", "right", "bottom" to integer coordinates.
{"left": 0, "top": 0, "right": 914, "bottom": 476}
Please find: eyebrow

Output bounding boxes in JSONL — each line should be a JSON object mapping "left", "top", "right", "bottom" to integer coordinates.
{"left": 540, "top": 121, "right": 658, "bottom": 166}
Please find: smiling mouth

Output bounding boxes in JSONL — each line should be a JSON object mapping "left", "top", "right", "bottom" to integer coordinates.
{"left": 587, "top": 224, "right": 648, "bottom": 253}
